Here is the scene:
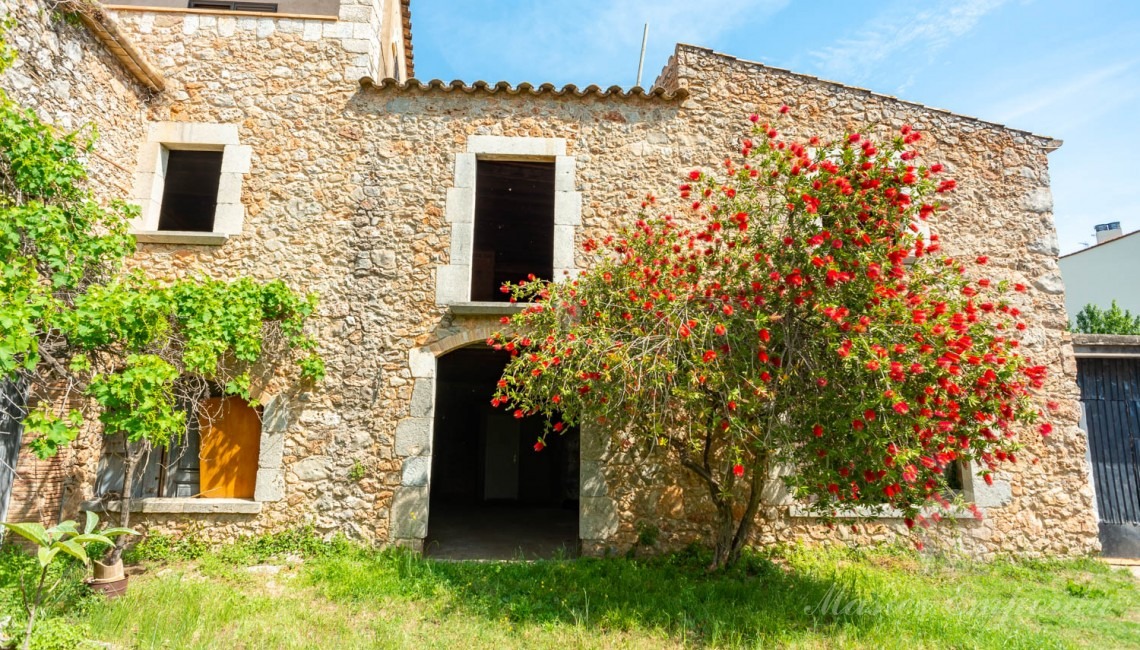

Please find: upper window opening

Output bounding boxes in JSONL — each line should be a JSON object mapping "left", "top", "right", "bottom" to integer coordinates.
{"left": 158, "top": 149, "right": 223, "bottom": 232}
{"left": 471, "top": 160, "right": 555, "bottom": 302}
{"left": 187, "top": 1, "right": 279, "bottom": 12}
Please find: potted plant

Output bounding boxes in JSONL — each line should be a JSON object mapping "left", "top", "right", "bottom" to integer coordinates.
{"left": 2, "top": 512, "right": 135, "bottom": 650}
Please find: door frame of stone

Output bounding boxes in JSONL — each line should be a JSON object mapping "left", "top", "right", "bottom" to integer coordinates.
{"left": 388, "top": 323, "right": 617, "bottom": 552}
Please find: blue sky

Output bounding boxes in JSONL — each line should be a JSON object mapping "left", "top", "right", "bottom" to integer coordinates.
{"left": 411, "top": 0, "right": 1140, "bottom": 255}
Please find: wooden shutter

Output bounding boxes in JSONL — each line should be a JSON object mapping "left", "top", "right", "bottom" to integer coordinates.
{"left": 198, "top": 397, "right": 261, "bottom": 499}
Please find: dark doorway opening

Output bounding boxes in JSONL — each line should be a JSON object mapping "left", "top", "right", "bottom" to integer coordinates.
{"left": 471, "top": 160, "right": 555, "bottom": 302}
{"left": 428, "top": 346, "right": 579, "bottom": 559}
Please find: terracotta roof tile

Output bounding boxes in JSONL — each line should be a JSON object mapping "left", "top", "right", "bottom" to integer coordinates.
{"left": 359, "top": 77, "right": 689, "bottom": 101}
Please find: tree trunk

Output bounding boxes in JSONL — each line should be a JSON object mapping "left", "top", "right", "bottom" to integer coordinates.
{"left": 684, "top": 451, "right": 769, "bottom": 571}
{"left": 21, "top": 565, "right": 48, "bottom": 650}
{"left": 106, "top": 434, "right": 144, "bottom": 565}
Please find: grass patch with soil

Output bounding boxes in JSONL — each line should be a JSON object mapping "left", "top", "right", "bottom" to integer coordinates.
{"left": 2, "top": 531, "right": 1137, "bottom": 649}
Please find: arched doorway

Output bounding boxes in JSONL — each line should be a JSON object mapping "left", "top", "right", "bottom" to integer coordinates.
{"left": 427, "top": 345, "right": 579, "bottom": 559}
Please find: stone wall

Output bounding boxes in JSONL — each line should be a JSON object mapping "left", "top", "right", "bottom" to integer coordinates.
{"left": 0, "top": 4, "right": 1099, "bottom": 558}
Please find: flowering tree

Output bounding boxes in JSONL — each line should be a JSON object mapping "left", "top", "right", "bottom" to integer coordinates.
{"left": 490, "top": 109, "right": 1053, "bottom": 570}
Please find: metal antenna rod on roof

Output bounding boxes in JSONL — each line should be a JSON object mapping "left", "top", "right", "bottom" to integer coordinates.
{"left": 636, "top": 22, "right": 649, "bottom": 88}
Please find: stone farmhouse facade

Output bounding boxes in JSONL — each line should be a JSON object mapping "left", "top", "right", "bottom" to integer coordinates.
{"left": 0, "top": 0, "right": 1100, "bottom": 558}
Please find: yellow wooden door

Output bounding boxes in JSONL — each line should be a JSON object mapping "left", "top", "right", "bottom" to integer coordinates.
{"left": 198, "top": 397, "right": 260, "bottom": 499}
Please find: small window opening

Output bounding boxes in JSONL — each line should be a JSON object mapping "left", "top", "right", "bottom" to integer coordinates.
{"left": 187, "top": 1, "right": 279, "bottom": 12}
{"left": 945, "top": 461, "right": 965, "bottom": 493}
{"left": 95, "top": 394, "right": 261, "bottom": 500}
{"left": 158, "top": 149, "right": 224, "bottom": 232}
{"left": 471, "top": 160, "right": 555, "bottom": 302}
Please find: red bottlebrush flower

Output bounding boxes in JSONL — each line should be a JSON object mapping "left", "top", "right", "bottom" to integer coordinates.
{"left": 937, "top": 179, "right": 957, "bottom": 193}
{"left": 759, "top": 328, "right": 771, "bottom": 343}
{"left": 1014, "top": 283, "right": 1027, "bottom": 292}
{"left": 852, "top": 419, "right": 865, "bottom": 431}
{"left": 827, "top": 483, "right": 840, "bottom": 495}
{"left": 733, "top": 464, "right": 745, "bottom": 477}
{"left": 902, "top": 464, "right": 918, "bottom": 483}
{"left": 749, "top": 114, "right": 760, "bottom": 123}
{"left": 689, "top": 170, "right": 701, "bottom": 180}
{"left": 702, "top": 350, "right": 718, "bottom": 363}
{"left": 976, "top": 256, "right": 988, "bottom": 265}
{"left": 553, "top": 422, "right": 565, "bottom": 432}
{"left": 723, "top": 304, "right": 734, "bottom": 316}
{"left": 551, "top": 395, "right": 562, "bottom": 404}
{"left": 914, "top": 540, "right": 925, "bottom": 551}
{"left": 848, "top": 133, "right": 861, "bottom": 144}
{"left": 714, "top": 324, "right": 727, "bottom": 336}
{"left": 813, "top": 424, "right": 824, "bottom": 437}
{"left": 1039, "top": 422, "right": 1053, "bottom": 436}
{"left": 817, "top": 378, "right": 828, "bottom": 387}
{"left": 728, "top": 400, "right": 737, "bottom": 411}
{"left": 534, "top": 440, "right": 545, "bottom": 452}
{"left": 760, "top": 371, "right": 772, "bottom": 382}
{"left": 983, "top": 473, "right": 994, "bottom": 486}
{"left": 863, "top": 409, "right": 876, "bottom": 421}
{"left": 904, "top": 518, "right": 915, "bottom": 530}
{"left": 930, "top": 163, "right": 944, "bottom": 173}
{"left": 893, "top": 401, "right": 910, "bottom": 415}
{"left": 779, "top": 104, "right": 790, "bottom": 114}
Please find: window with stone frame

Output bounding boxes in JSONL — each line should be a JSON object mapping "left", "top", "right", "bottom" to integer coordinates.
{"left": 94, "top": 394, "right": 262, "bottom": 500}
{"left": 436, "top": 136, "right": 580, "bottom": 306}
{"left": 130, "top": 122, "right": 251, "bottom": 244}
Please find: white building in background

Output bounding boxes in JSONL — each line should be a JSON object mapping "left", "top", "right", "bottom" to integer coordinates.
{"left": 1059, "top": 222, "right": 1140, "bottom": 322}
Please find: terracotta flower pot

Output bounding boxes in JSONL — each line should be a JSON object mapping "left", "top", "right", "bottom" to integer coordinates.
{"left": 89, "top": 559, "right": 129, "bottom": 599}
{"left": 87, "top": 575, "right": 129, "bottom": 599}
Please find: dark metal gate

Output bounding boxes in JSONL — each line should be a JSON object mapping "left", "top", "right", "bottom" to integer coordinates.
{"left": 0, "top": 380, "right": 26, "bottom": 525}
{"left": 1077, "top": 357, "right": 1140, "bottom": 557}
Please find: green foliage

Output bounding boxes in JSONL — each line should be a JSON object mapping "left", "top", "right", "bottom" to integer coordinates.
{"left": 24, "top": 618, "right": 92, "bottom": 650}
{"left": 2, "top": 513, "right": 133, "bottom": 649}
{"left": 0, "top": 22, "right": 323, "bottom": 469}
{"left": 122, "top": 532, "right": 209, "bottom": 564}
{"left": 3, "top": 513, "right": 134, "bottom": 570}
{"left": 1072, "top": 300, "right": 1140, "bottom": 335}
{"left": 347, "top": 461, "right": 366, "bottom": 482}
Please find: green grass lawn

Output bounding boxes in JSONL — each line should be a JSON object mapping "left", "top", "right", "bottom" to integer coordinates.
{"left": 2, "top": 532, "right": 1138, "bottom": 649}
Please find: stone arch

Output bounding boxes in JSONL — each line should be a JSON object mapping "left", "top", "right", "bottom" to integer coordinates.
{"left": 389, "top": 320, "right": 618, "bottom": 552}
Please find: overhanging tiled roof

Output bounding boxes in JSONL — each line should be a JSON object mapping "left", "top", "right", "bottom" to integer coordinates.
{"left": 401, "top": 0, "right": 413, "bottom": 77}
{"left": 63, "top": 0, "right": 165, "bottom": 92}
{"left": 359, "top": 77, "right": 689, "bottom": 101}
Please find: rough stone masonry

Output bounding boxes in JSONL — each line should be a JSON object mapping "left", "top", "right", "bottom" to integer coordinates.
{"left": 0, "top": 0, "right": 1099, "bottom": 558}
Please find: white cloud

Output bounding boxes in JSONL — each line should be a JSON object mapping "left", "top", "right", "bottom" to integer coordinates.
{"left": 988, "top": 59, "right": 1140, "bottom": 125}
{"left": 809, "top": 0, "right": 1008, "bottom": 83}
